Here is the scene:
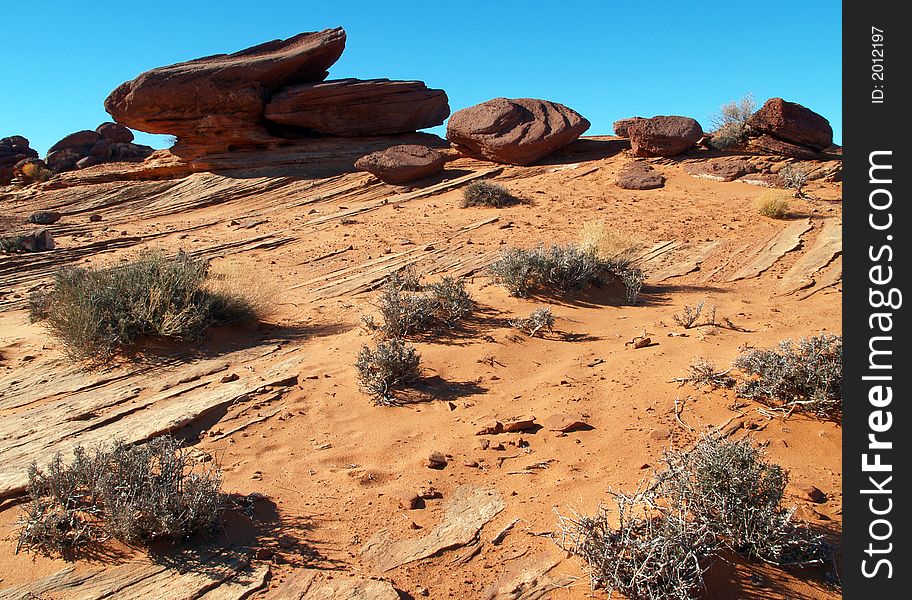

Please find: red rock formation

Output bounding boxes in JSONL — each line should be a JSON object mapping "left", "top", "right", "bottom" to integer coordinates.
{"left": 613, "top": 117, "right": 645, "bottom": 137}
{"left": 1, "top": 136, "right": 39, "bottom": 184}
{"left": 354, "top": 145, "right": 446, "bottom": 184}
{"left": 265, "top": 79, "right": 449, "bottom": 137}
{"left": 747, "top": 134, "right": 823, "bottom": 160}
{"left": 746, "top": 98, "right": 832, "bottom": 151}
{"left": 446, "top": 98, "right": 589, "bottom": 166}
{"left": 616, "top": 161, "right": 665, "bottom": 189}
{"left": 104, "top": 28, "right": 346, "bottom": 151}
{"left": 628, "top": 116, "right": 703, "bottom": 157}
{"left": 96, "top": 122, "right": 134, "bottom": 144}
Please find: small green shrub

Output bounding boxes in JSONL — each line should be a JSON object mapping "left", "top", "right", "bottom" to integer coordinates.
{"left": 733, "top": 334, "right": 842, "bottom": 419}
{"left": 487, "top": 243, "right": 644, "bottom": 302}
{"left": 28, "top": 251, "right": 255, "bottom": 362}
{"left": 18, "top": 436, "right": 223, "bottom": 553}
{"left": 355, "top": 338, "right": 422, "bottom": 405}
{"left": 460, "top": 181, "right": 518, "bottom": 208}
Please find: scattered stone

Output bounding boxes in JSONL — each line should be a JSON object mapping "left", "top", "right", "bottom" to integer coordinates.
{"left": 1, "top": 229, "right": 55, "bottom": 253}
{"left": 476, "top": 421, "right": 504, "bottom": 435}
{"left": 89, "top": 213, "right": 103, "bottom": 222}
{"left": 792, "top": 484, "right": 827, "bottom": 504}
{"left": 426, "top": 451, "right": 447, "bottom": 469}
{"left": 417, "top": 487, "right": 443, "bottom": 500}
{"left": 649, "top": 427, "right": 671, "bottom": 441}
{"left": 478, "top": 439, "right": 491, "bottom": 450}
{"left": 463, "top": 460, "right": 479, "bottom": 468}
{"left": 616, "top": 161, "right": 665, "bottom": 189}
{"left": 2, "top": 136, "right": 41, "bottom": 184}
{"left": 398, "top": 492, "right": 425, "bottom": 510}
{"left": 543, "top": 413, "right": 589, "bottom": 433}
{"left": 502, "top": 416, "right": 537, "bottom": 433}
{"left": 255, "top": 547, "right": 273, "bottom": 560}
{"left": 354, "top": 144, "right": 446, "bottom": 184}
{"left": 628, "top": 115, "right": 703, "bottom": 157}
{"left": 220, "top": 373, "right": 240, "bottom": 383}
{"left": 633, "top": 337, "right": 652, "bottom": 349}
{"left": 613, "top": 116, "right": 646, "bottom": 137}
{"left": 266, "top": 78, "right": 449, "bottom": 137}
{"left": 27, "top": 211, "right": 62, "bottom": 225}
{"left": 446, "top": 97, "right": 590, "bottom": 165}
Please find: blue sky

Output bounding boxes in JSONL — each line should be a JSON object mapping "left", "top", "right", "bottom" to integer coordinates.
{"left": 2, "top": 1, "right": 842, "bottom": 156}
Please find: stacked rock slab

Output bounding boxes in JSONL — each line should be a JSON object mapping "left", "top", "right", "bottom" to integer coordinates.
{"left": 44, "top": 123, "right": 153, "bottom": 173}
{"left": 627, "top": 116, "right": 703, "bottom": 157}
{"left": 1, "top": 136, "right": 39, "bottom": 184}
{"left": 104, "top": 28, "right": 450, "bottom": 157}
{"left": 446, "top": 98, "right": 590, "bottom": 166}
{"left": 354, "top": 145, "right": 446, "bottom": 184}
{"left": 745, "top": 98, "right": 833, "bottom": 158}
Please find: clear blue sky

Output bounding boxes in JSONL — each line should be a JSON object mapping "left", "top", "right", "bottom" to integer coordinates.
{"left": 3, "top": 1, "right": 842, "bottom": 156}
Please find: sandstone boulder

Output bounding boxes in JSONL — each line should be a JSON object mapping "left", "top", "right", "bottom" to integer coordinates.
{"left": 48, "top": 130, "right": 101, "bottom": 154}
{"left": 104, "top": 28, "right": 346, "bottom": 150}
{"left": 46, "top": 148, "right": 85, "bottom": 173}
{"left": 446, "top": 97, "right": 590, "bottom": 166}
{"left": 28, "top": 210, "right": 62, "bottom": 225}
{"left": 354, "top": 144, "right": 446, "bottom": 184}
{"left": 616, "top": 161, "right": 665, "bottom": 189}
{"left": 266, "top": 78, "right": 449, "bottom": 137}
{"left": 684, "top": 158, "right": 758, "bottom": 182}
{"left": 1, "top": 135, "right": 40, "bottom": 184}
{"left": 628, "top": 116, "right": 703, "bottom": 157}
{"left": 746, "top": 98, "right": 832, "bottom": 151}
{"left": 613, "top": 117, "right": 645, "bottom": 137}
{"left": 747, "top": 134, "right": 823, "bottom": 160}
{"left": 96, "top": 121, "right": 134, "bottom": 144}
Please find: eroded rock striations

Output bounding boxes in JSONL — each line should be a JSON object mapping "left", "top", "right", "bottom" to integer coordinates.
{"left": 446, "top": 97, "right": 590, "bottom": 166}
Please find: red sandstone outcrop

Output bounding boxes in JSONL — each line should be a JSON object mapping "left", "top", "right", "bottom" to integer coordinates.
{"left": 1, "top": 136, "right": 39, "bottom": 184}
{"left": 627, "top": 116, "right": 703, "bottom": 157}
{"left": 354, "top": 145, "right": 446, "bottom": 184}
{"left": 446, "top": 98, "right": 589, "bottom": 166}
{"left": 746, "top": 98, "right": 832, "bottom": 152}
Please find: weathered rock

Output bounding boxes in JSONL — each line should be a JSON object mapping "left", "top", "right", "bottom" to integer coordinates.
{"left": 109, "top": 142, "right": 155, "bottom": 161}
{"left": 104, "top": 28, "right": 346, "bottom": 150}
{"left": 684, "top": 158, "right": 758, "bottom": 182}
{"left": 791, "top": 484, "right": 827, "bottom": 504}
{"left": 613, "top": 117, "right": 646, "bottom": 137}
{"left": 269, "top": 568, "right": 400, "bottom": 599}
{"left": 45, "top": 148, "right": 85, "bottom": 173}
{"left": 266, "top": 78, "right": 449, "bottom": 137}
{"left": 48, "top": 130, "right": 101, "bottom": 154}
{"left": 446, "top": 97, "right": 590, "bottom": 166}
{"left": 747, "top": 134, "right": 822, "bottom": 160}
{"left": 76, "top": 155, "right": 99, "bottom": 169}
{"left": 89, "top": 138, "right": 113, "bottom": 159}
{"left": 616, "top": 161, "right": 665, "bottom": 189}
{"left": 746, "top": 98, "right": 832, "bottom": 151}
{"left": 1, "top": 229, "right": 55, "bottom": 253}
{"left": 27, "top": 211, "right": 61, "bottom": 225}
{"left": 95, "top": 121, "right": 134, "bottom": 143}
{"left": 426, "top": 451, "right": 448, "bottom": 469}
{"left": 628, "top": 116, "right": 703, "bottom": 157}
{"left": 1, "top": 135, "right": 40, "bottom": 183}
{"left": 354, "top": 144, "right": 446, "bottom": 184}
{"left": 502, "top": 415, "right": 537, "bottom": 433}
{"left": 543, "top": 413, "right": 589, "bottom": 433}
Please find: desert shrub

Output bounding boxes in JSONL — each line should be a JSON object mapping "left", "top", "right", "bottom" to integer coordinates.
{"left": 558, "top": 491, "right": 716, "bottom": 600}
{"left": 362, "top": 269, "right": 473, "bottom": 338}
{"left": 355, "top": 338, "right": 422, "bottom": 405}
{"left": 577, "top": 220, "right": 640, "bottom": 263}
{"left": 18, "top": 436, "right": 223, "bottom": 553}
{"left": 510, "top": 307, "right": 556, "bottom": 337}
{"left": 733, "top": 334, "right": 842, "bottom": 418}
{"left": 460, "top": 180, "right": 518, "bottom": 208}
{"left": 20, "top": 161, "right": 53, "bottom": 183}
{"left": 779, "top": 164, "right": 809, "bottom": 195}
{"left": 487, "top": 243, "right": 644, "bottom": 302}
{"left": 680, "top": 358, "right": 735, "bottom": 389}
{"left": 657, "top": 434, "right": 831, "bottom": 565}
{"left": 28, "top": 251, "right": 255, "bottom": 362}
{"left": 755, "top": 190, "right": 791, "bottom": 218}
{"left": 673, "top": 300, "right": 705, "bottom": 328}
{"left": 708, "top": 94, "right": 756, "bottom": 150}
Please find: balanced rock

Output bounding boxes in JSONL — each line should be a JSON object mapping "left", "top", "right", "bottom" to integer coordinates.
{"left": 446, "top": 97, "right": 590, "bottom": 166}
{"left": 104, "top": 28, "right": 346, "bottom": 150}
{"left": 628, "top": 116, "right": 703, "bottom": 157}
{"left": 613, "top": 117, "right": 645, "bottom": 137}
{"left": 95, "top": 121, "right": 134, "bottom": 144}
{"left": 266, "top": 78, "right": 449, "bottom": 137}
{"left": 1, "top": 135, "right": 40, "bottom": 184}
{"left": 616, "top": 161, "right": 665, "bottom": 189}
{"left": 354, "top": 144, "right": 446, "bottom": 184}
{"left": 746, "top": 98, "right": 832, "bottom": 151}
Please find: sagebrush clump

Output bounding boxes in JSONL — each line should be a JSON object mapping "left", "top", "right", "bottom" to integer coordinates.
{"left": 460, "top": 180, "right": 518, "bottom": 208}
{"left": 355, "top": 338, "right": 422, "bottom": 405}
{"left": 18, "top": 436, "right": 224, "bottom": 553}
{"left": 487, "top": 243, "right": 644, "bottom": 302}
{"left": 559, "top": 435, "right": 833, "bottom": 599}
{"left": 733, "top": 333, "right": 842, "bottom": 418}
{"left": 708, "top": 94, "right": 756, "bottom": 150}
{"left": 361, "top": 268, "right": 473, "bottom": 338}
{"left": 510, "top": 307, "right": 556, "bottom": 337}
{"left": 28, "top": 251, "right": 256, "bottom": 362}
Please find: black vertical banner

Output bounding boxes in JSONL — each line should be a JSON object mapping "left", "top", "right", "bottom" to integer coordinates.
{"left": 843, "top": 1, "right": 909, "bottom": 597}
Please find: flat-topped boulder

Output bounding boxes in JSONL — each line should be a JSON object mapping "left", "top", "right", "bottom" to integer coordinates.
{"left": 628, "top": 116, "right": 703, "bottom": 157}
{"left": 616, "top": 161, "right": 665, "bottom": 189}
{"left": 265, "top": 78, "right": 449, "bottom": 137}
{"left": 446, "top": 97, "right": 590, "bottom": 166}
{"left": 354, "top": 144, "right": 446, "bottom": 184}
{"left": 104, "top": 28, "right": 346, "bottom": 150}
{"left": 746, "top": 98, "right": 832, "bottom": 151}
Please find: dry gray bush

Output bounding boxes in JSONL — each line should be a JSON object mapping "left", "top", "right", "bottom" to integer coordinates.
{"left": 708, "top": 94, "right": 756, "bottom": 150}
{"left": 779, "top": 164, "right": 810, "bottom": 197}
{"left": 362, "top": 269, "right": 473, "bottom": 338}
{"left": 677, "top": 358, "right": 735, "bottom": 389}
{"left": 460, "top": 180, "right": 519, "bottom": 208}
{"left": 355, "top": 338, "right": 422, "bottom": 405}
{"left": 510, "top": 307, "right": 555, "bottom": 337}
{"left": 18, "top": 437, "right": 223, "bottom": 553}
{"left": 733, "top": 334, "right": 842, "bottom": 419}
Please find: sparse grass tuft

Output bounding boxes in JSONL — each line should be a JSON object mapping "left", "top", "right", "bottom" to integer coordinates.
{"left": 355, "top": 338, "right": 422, "bottom": 405}
{"left": 510, "top": 307, "right": 556, "bottom": 337}
{"left": 487, "top": 243, "right": 643, "bottom": 302}
{"left": 577, "top": 220, "right": 640, "bottom": 263}
{"left": 18, "top": 436, "right": 224, "bottom": 554}
{"left": 733, "top": 334, "right": 842, "bottom": 419}
{"left": 460, "top": 181, "right": 518, "bottom": 208}
{"left": 28, "top": 251, "right": 256, "bottom": 362}
{"left": 755, "top": 190, "right": 791, "bottom": 219}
